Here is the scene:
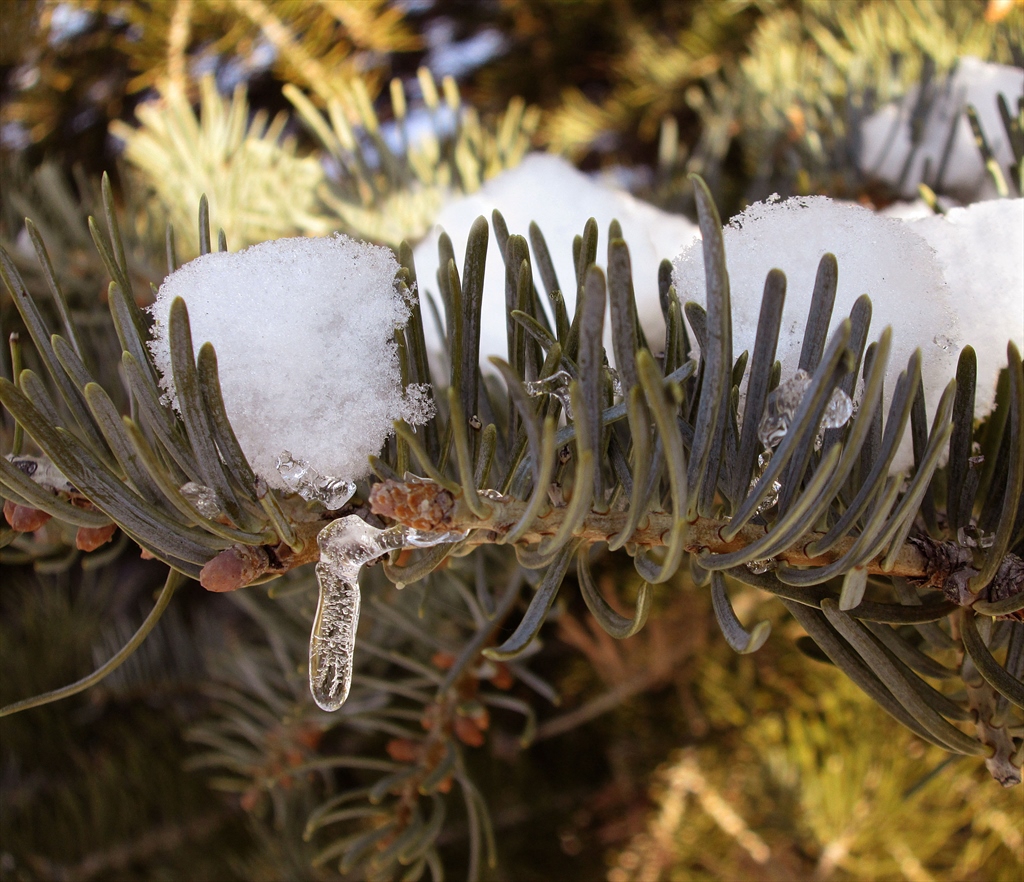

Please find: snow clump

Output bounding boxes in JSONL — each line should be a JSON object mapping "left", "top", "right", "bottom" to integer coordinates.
{"left": 674, "top": 195, "right": 962, "bottom": 472}
{"left": 413, "top": 153, "right": 698, "bottom": 368}
{"left": 149, "top": 234, "right": 433, "bottom": 489}
{"left": 674, "top": 194, "right": 1024, "bottom": 471}
{"left": 909, "top": 197, "right": 1024, "bottom": 418}
{"left": 859, "top": 57, "right": 1023, "bottom": 203}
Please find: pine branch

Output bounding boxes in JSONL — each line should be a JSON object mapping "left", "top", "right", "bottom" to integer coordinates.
{"left": 365, "top": 474, "right": 970, "bottom": 583}
{"left": 2, "top": 165, "right": 1021, "bottom": 800}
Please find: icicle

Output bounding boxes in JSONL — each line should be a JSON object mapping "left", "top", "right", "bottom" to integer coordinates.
{"left": 180, "top": 481, "right": 222, "bottom": 519}
{"left": 311, "top": 516, "right": 405, "bottom": 711}
{"left": 310, "top": 516, "right": 469, "bottom": 711}
{"left": 276, "top": 450, "right": 356, "bottom": 510}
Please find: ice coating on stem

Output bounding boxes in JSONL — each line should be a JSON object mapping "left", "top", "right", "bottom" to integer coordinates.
{"left": 310, "top": 516, "right": 470, "bottom": 711}
{"left": 276, "top": 451, "right": 356, "bottom": 511}
{"left": 405, "top": 527, "right": 470, "bottom": 547}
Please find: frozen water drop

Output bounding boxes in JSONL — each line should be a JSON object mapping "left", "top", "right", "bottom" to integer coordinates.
{"left": 758, "top": 370, "right": 812, "bottom": 448}
{"left": 277, "top": 450, "right": 356, "bottom": 510}
{"left": 758, "top": 370, "right": 854, "bottom": 449}
{"left": 180, "top": 481, "right": 222, "bottom": 519}
{"left": 748, "top": 451, "right": 781, "bottom": 516}
{"left": 524, "top": 370, "right": 574, "bottom": 418}
{"left": 821, "top": 387, "right": 854, "bottom": 430}
{"left": 746, "top": 558, "right": 777, "bottom": 575}
{"left": 957, "top": 523, "right": 996, "bottom": 550}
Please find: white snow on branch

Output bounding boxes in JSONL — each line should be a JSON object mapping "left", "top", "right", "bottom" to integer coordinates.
{"left": 909, "top": 198, "right": 1024, "bottom": 418}
{"left": 859, "top": 57, "right": 1023, "bottom": 202}
{"left": 413, "top": 153, "right": 698, "bottom": 367}
{"left": 148, "top": 234, "right": 433, "bottom": 489}
{"left": 673, "top": 195, "right": 1024, "bottom": 472}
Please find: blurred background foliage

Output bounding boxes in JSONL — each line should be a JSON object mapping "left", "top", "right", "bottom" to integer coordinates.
{"left": 2, "top": 0, "right": 1021, "bottom": 213}
{"left": 1, "top": 1, "right": 1023, "bottom": 880}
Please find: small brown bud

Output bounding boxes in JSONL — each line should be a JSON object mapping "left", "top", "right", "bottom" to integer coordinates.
{"left": 369, "top": 478, "right": 455, "bottom": 531}
{"left": 76, "top": 523, "right": 117, "bottom": 551}
{"left": 200, "top": 545, "right": 270, "bottom": 592}
{"left": 489, "top": 663, "right": 514, "bottom": 690}
{"left": 386, "top": 738, "right": 421, "bottom": 763}
{"left": 453, "top": 716, "right": 485, "bottom": 747}
{"left": 4, "top": 500, "right": 52, "bottom": 532}
{"left": 431, "top": 651, "right": 457, "bottom": 670}
{"left": 239, "top": 789, "right": 262, "bottom": 812}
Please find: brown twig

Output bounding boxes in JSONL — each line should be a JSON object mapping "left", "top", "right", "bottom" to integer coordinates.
{"left": 368, "top": 477, "right": 933, "bottom": 578}
{"left": 209, "top": 477, "right": 1018, "bottom": 609}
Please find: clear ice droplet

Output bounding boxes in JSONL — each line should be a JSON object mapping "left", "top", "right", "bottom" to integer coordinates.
{"left": 748, "top": 451, "right": 780, "bottom": 515}
{"left": 180, "top": 481, "right": 222, "bottom": 519}
{"left": 524, "top": 370, "right": 574, "bottom": 418}
{"left": 758, "top": 370, "right": 812, "bottom": 448}
{"left": 310, "top": 516, "right": 469, "bottom": 712}
{"left": 277, "top": 450, "right": 356, "bottom": 510}
{"left": 821, "top": 388, "right": 854, "bottom": 431}
{"left": 957, "top": 524, "right": 996, "bottom": 549}
{"left": 758, "top": 370, "right": 853, "bottom": 449}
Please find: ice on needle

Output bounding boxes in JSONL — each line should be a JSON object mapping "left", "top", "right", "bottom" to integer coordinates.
{"left": 148, "top": 234, "right": 433, "bottom": 490}
{"left": 757, "top": 369, "right": 854, "bottom": 449}
{"left": 276, "top": 451, "right": 355, "bottom": 511}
